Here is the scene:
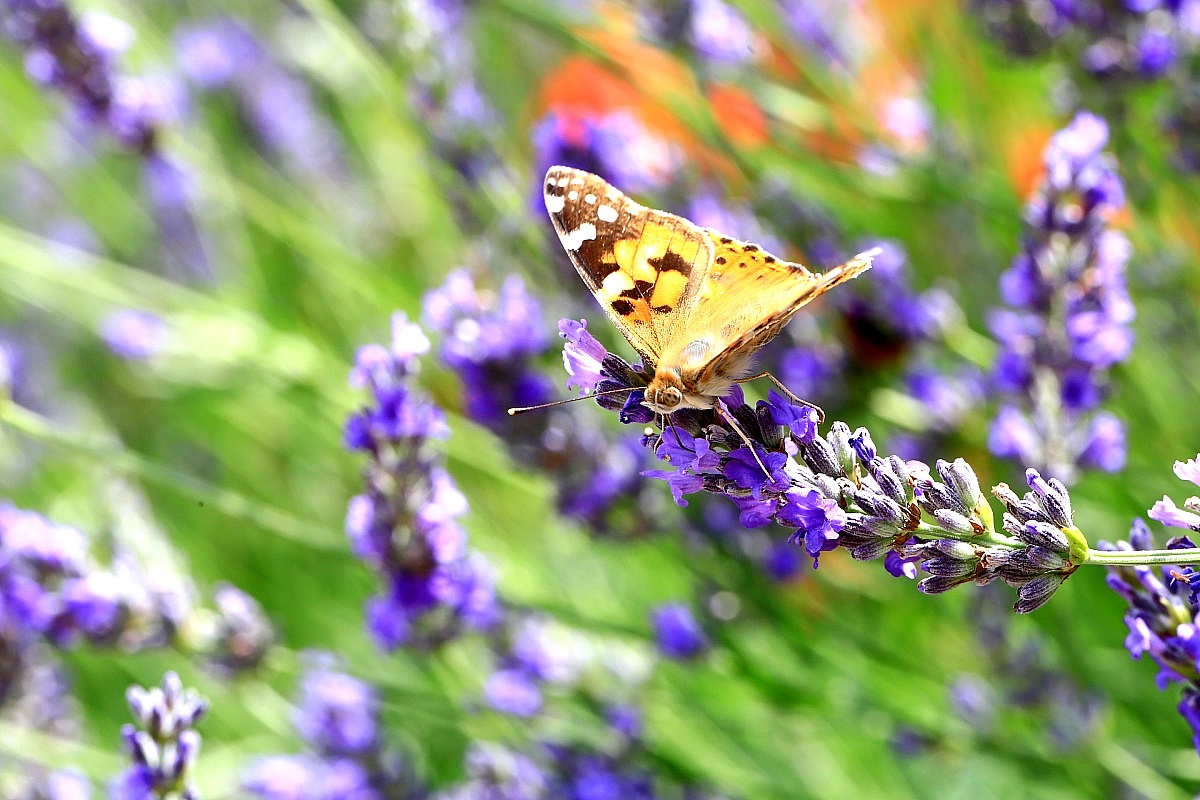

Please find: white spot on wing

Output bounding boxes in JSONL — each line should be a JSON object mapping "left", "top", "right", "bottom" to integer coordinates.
{"left": 568, "top": 190, "right": 578, "bottom": 200}
{"left": 545, "top": 193, "right": 565, "bottom": 213}
{"left": 562, "top": 222, "right": 597, "bottom": 251}
{"left": 584, "top": 193, "right": 597, "bottom": 204}
{"left": 597, "top": 205, "right": 618, "bottom": 223}
{"left": 558, "top": 177, "right": 569, "bottom": 187}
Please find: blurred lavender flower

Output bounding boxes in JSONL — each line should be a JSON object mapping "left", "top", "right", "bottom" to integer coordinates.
{"left": 841, "top": 240, "right": 958, "bottom": 366}
{"left": 782, "top": 0, "right": 857, "bottom": 68}
{"left": 2, "top": 1, "right": 212, "bottom": 281}
{"left": 1104, "top": 516, "right": 1200, "bottom": 755}
{"left": 423, "top": 269, "right": 554, "bottom": 427}
{"left": 344, "top": 312, "right": 499, "bottom": 650}
{"left": 532, "top": 111, "right": 681, "bottom": 196}
{"left": 559, "top": 320, "right": 1087, "bottom": 612}
{"left": 640, "top": 0, "right": 758, "bottom": 65}
{"left": 199, "top": 582, "right": 274, "bottom": 677}
{"left": 101, "top": 309, "right": 168, "bottom": 361}
{"left": 110, "top": 672, "right": 207, "bottom": 800}
{"left": 651, "top": 603, "right": 709, "bottom": 660}
{"left": 988, "top": 112, "right": 1132, "bottom": 480}
{"left": 424, "top": 273, "right": 659, "bottom": 536}
{"left": 3, "top": 2, "right": 156, "bottom": 151}
{"left": 434, "top": 743, "right": 549, "bottom": 800}
{"left": 244, "top": 658, "right": 421, "bottom": 800}
{"left": 174, "top": 17, "right": 345, "bottom": 180}
{"left": 0, "top": 652, "right": 90, "bottom": 797}
{"left": 973, "top": 0, "right": 1196, "bottom": 79}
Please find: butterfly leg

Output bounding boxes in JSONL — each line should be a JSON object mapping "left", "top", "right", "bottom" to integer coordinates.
{"left": 735, "top": 371, "right": 825, "bottom": 423}
{"left": 714, "top": 403, "right": 773, "bottom": 480}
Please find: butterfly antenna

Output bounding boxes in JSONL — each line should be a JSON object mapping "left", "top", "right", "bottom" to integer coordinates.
{"left": 507, "top": 386, "right": 638, "bottom": 416}
{"left": 714, "top": 403, "right": 773, "bottom": 479}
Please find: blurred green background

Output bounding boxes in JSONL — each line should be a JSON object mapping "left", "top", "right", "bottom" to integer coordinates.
{"left": 2, "top": 0, "right": 1200, "bottom": 797}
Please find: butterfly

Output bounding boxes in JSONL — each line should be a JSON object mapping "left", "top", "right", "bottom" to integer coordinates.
{"left": 541, "top": 165, "right": 876, "bottom": 420}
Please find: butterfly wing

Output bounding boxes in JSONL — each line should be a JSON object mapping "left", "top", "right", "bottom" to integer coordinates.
{"left": 543, "top": 166, "right": 714, "bottom": 365}
{"left": 666, "top": 237, "right": 875, "bottom": 395}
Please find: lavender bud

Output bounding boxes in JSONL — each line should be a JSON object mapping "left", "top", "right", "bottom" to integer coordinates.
{"left": 827, "top": 422, "right": 856, "bottom": 474}
{"left": 933, "top": 508, "right": 977, "bottom": 535}
{"left": 937, "top": 459, "right": 984, "bottom": 512}
{"left": 852, "top": 539, "right": 896, "bottom": 560}
{"left": 801, "top": 431, "right": 842, "bottom": 477}
{"left": 869, "top": 459, "right": 909, "bottom": 507}
{"left": 929, "top": 539, "right": 979, "bottom": 560}
{"left": 854, "top": 492, "right": 907, "bottom": 525}
{"left": 1014, "top": 574, "right": 1068, "bottom": 613}
{"left": 849, "top": 427, "right": 877, "bottom": 463}
{"left": 1020, "top": 520, "right": 1070, "bottom": 553}
{"left": 1026, "top": 469, "right": 1075, "bottom": 529}
{"left": 919, "top": 573, "right": 975, "bottom": 594}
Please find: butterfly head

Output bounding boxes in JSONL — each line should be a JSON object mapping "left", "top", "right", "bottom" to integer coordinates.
{"left": 643, "top": 369, "right": 713, "bottom": 414}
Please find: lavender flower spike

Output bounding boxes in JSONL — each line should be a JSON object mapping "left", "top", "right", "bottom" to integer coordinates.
{"left": 988, "top": 111, "right": 1134, "bottom": 480}
{"left": 111, "top": 672, "right": 207, "bottom": 799}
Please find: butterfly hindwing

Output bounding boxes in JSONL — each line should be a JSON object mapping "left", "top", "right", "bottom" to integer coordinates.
{"left": 543, "top": 166, "right": 714, "bottom": 365}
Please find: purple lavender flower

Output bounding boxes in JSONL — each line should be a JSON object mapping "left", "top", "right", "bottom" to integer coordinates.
{"left": 345, "top": 312, "right": 499, "bottom": 650}
{"left": 243, "top": 659, "right": 420, "bottom": 800}
{"left": 3, "top": 1, "right": 155, "bottom": 151}
{"left": 1105, "top": 517, "right": 1200, "bottom": 755}
{"left": 294, "top": 659, "right": 380, "bottom": 757}
{"left": 558, "top": 324, "right": 1085, "bottom": 612}
{"left": 111, "top": 672, "right": 207, "bottom": 800}
{"left": 424, "top": 269, "right": 553, "bottom": 427}
{"left": 484, "top": 668, "right": 544, "bottom": 718}
{"left": 651, "top": 603, "right": 709, "bottom": 660}
{"left": 174, "top": 17, "right": 345, "bottom": 180}
{"left": 1148, "top": 452, "right": 1200, "bottom": 533}
{"left": 686, "top": 0, "right": 757, "bottom": 65}
{"left": 205, "top": 582, "right": 274, "bottom": 676}
{"left": 973, "top": 0, "right": 1191, "bottom": 80}
{"left": 532, "top": 111, "right": 681, "bottom": 196}
{"left": 988, "top": 112, "right": 1132, "bottom": 480}
{"left": 425, "top": 276, "right": 655, "bottom": 534}
{"left": 100, "top": 309, "right": 168, "bottom": 361}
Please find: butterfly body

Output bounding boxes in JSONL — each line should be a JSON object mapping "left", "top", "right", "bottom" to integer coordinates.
{"left": 543, "top": 166, "right": 875, "bottom": 416}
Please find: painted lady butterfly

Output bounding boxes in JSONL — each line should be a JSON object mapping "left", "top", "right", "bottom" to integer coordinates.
{"left": 542, "top": 165, "right": 875, "bottom": 418}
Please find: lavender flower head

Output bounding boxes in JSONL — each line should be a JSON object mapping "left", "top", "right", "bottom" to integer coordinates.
{"left": 989, "top": 112, "right": 1133, "bottom": 480}
{"left": 344, "top": 312, "right": 499, "bottom": 650}
{"left": 560, "top": 318, "right": 1087, "bottom": 612}
{"left": 532, "top": 111, "right": 681, "bottom": 196}
{"left": 1105, "top": 511, "right": 1200, "bottom": 755}
{"left": 244, "top": 658, "right": 421, "bottom": 800}
{"left": 651, "top": 603, "right": 710, "bottom": 660}
{"left": 423, "top": 269, "right": 553, "bottom": 427}
{"left": 110, "top": 671, "right": 207, "bottom": 800}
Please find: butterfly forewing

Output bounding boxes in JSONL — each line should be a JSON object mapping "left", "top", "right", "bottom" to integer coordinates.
{"left": 543, "top": 166, "right": 713, "bottom": 365}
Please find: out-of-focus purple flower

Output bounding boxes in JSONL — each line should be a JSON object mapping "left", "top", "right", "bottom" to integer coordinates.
{"left": 484, "top": 668, "right": 543, "bottom": 718}
{"left": 112, "top": 672, "right": 207, "bottom": 799}
{"left": 988, "top": 112, "right": 1131, "bottom": 480}
{"left": 294, "top": 660, "right": 380, "bottom": 757}
{"left": 438, "top": 743, "right": 548, "bottom": 800}
{"left": 685, "top": 191, "right": 784, "bottom": 254}
{"left": 651, "top": 603, "right": 709, "bottom": 660}
{"left": 1148, "top": 455, "right": 1200, "bottom": 532}
{"left": 424, "top": 270, "right": 553, "bottom": 426}
{"left": 4, "top": 1, "right": 157, "bottom": 151}
{"left": 345, "top": 312, "right": 499, "bottom": 650}
{"left": 687, "top": 0, "right": 758, "bottom": 64}
{"left": 532, "top": 111, "right": 681, "bottom": 196}
{"left": 783, "top": 0, "right": 853, "bottom": 67}
{"left": 101, "top": 309, "right": 168, "bottom": 360}
{"left": 243, "top": 658, "right": 420, "bottom": 800}
{"left": 973, "top": 0, "right": 1190, "bottom": 81}
{"left": 206, "top": 582, "right": 274, "bottom": 676}
{"left": 174, "top": 17, "right": 345, "bottom": 180}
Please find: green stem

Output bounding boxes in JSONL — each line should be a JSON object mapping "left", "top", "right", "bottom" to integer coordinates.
{"left": 1083, "top": 548, "right": 1200, "bottom": 568}
{"left": 912, "top": 521, "right": 1025, "bottom": 549}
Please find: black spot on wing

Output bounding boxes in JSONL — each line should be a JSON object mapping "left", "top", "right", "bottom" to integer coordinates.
{"left": 612, "top": 298, "right": 635, "bottom": 316}
{"left": 648, "top": 249, "right": 693, "bottom": 275}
